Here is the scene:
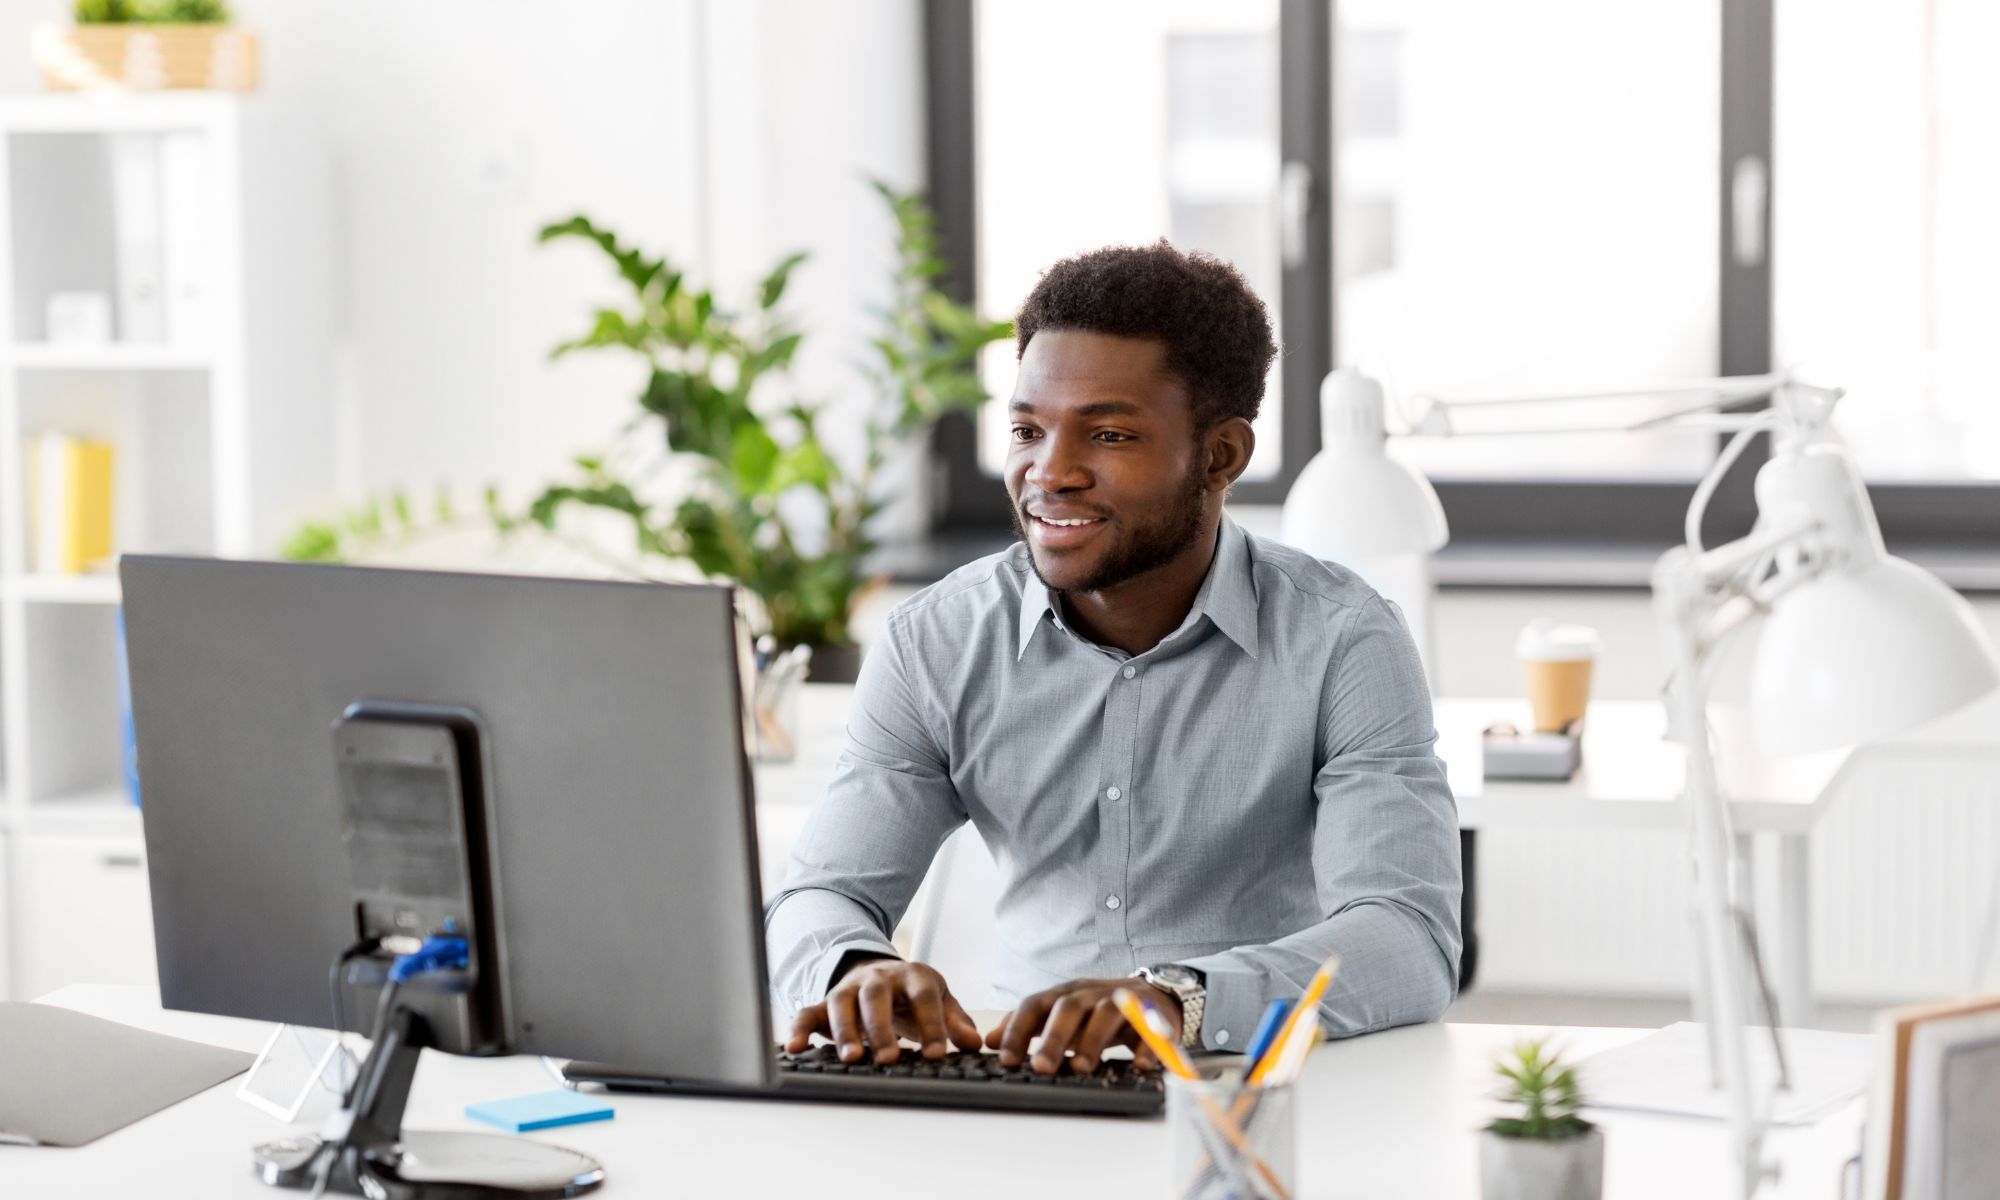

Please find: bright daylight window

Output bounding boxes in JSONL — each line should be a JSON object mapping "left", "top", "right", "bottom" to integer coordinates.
{"left": 1775, "top": 0, "right": 2000, "bottom": 482}
{"left": 1336, "top": 0, "right": 1722, "bottom": 483}
{"left": 972, "top": 0, "right": 1286, "bottom": 480}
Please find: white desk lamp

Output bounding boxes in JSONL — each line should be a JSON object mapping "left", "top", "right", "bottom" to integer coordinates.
{"left": 1317, "top": 370, "right": 2000, "bottom": 1197}
{"left": 1280, "top": 369, "right": 1449, "bottom": 672}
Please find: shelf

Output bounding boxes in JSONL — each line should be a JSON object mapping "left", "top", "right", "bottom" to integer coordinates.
{"left": 6, "top": 574, "right": 121, "bottom": 604}
{"left": 0, "top": 91, "right": 238, "bottom": 135}
{"left": 4, "top": 343, "right": 212, "bottom": 371}
{"left": 7, "top": 790, "right": 142, "bottom": 837}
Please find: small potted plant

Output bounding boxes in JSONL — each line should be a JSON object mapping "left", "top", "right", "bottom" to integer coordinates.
{"left": 37, "top": 0, "right": 259, "bottom": 93}
{"left": 1480, "top": 1038, "right": 1603, "bottom": 1200}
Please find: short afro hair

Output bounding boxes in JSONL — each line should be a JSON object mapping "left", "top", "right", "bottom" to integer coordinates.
{"left": 1014, "top": 240, "right": 1278, "bottom": 432}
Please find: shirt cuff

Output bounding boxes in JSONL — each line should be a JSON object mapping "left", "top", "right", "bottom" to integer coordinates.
{"left": 1176, "top": 953, "right": 1265, "bottom": 1054}
{"left": 807, "top": 938, "right": 902, "bottom": 1003}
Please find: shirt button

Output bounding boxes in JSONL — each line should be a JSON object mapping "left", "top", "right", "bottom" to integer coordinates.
{"left": 1122, "top": 665, "right": 1137, "bottom": 680}
{"left": 1104, "top": 894, "right": 1121, "bottom": 911}
{"left": 1215, "top": 1029, "right": 1230, "bottom": 1047}
{"left": 1106, "top": 785, "right": 1123, "bottom": 801}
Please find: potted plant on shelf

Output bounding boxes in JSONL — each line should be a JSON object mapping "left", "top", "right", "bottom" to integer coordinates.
{"left": 37, "top": 1, "right": 260, "bottom": 92}
{"left": 1479, "top": 1038, "right": 1603, "bottom": 1200}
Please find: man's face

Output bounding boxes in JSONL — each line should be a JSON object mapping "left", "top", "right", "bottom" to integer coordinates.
{"left": 1004, "top": 329, "right": 1213, "bottom": 595}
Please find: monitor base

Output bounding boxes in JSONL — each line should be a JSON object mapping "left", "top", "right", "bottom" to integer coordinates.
{"left": 251, "top": 1004, "right": 603, "bottom": 1198}
{"left": 253, "top": 1129, "right": 604, "bottom": 1198}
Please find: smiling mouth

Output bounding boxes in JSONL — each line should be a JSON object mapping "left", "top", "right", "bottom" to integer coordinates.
{"left": 1032, "top": 515, "right": 1104, "bottom": 528}
{"left": 1027, "top": 512, "right": 1108, "bottom": 548}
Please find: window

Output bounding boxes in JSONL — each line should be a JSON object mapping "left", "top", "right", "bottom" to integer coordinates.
{"left": 1775, "top": 0, "right": 2000, "bottom": 483}
{"left": 970, "top": 1, "right": 1289, "bottom": 482}
{"left": 926, "top": 0, "right": 1998, "bottom": 558}
{"left": 1338, "top": 0, "right": 1722, "bottom": 483}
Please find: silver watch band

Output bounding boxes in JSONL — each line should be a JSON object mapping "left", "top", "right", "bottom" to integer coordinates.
{"left": 1136, "top": 965, "right": 1205, "bottom": 1049}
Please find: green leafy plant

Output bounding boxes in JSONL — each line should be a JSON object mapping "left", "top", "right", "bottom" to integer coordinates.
{"left": 284, "top": 184, "right": 1011, "bottom": 655}
{"left": 76, "top": 0, "right": 232, "bottom": 23}
{"left": 513, "top": 184, "right": 1010, "bottom": 652}
{"left": 1486, "top": 1039, "right": 1594, "bottom": 1141}
{"left": 279, "top": 486, "right": 485, "bottom": 564}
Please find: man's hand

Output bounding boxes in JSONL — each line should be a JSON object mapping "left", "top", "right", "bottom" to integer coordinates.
{"left": 986, "top": 977, "right": 1182, "bottom": 1075}
{"left": 783, "top": 957, "right": 984, "bottom": 1065}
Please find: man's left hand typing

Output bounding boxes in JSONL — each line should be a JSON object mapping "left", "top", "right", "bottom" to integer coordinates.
{"left": 986, "top": 977, "right": 1182, "bottom": 1075}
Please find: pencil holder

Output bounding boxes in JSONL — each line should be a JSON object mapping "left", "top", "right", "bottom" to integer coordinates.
{"left": 1166, "top": 1073, "right": 1296, "bottom": 1200}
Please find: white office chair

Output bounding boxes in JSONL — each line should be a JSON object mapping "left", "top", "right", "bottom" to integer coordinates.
{"left": 902, "top": 826, "right": 1003, "bottom": 1007}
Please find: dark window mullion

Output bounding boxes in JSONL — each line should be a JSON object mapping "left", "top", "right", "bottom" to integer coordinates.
{"left": 1705, "top": 0, "right": 1777, "bottom": 546}
{"left": 925, "top": 0, "right": 1004, "bottom": 530}
{"left": 1273, "top": 0, "right": 1335, "bottom": 489}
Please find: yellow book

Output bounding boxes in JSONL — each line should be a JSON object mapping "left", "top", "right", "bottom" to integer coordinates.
{"left": 64, "top": 438, "right": 115, "bottom": 574}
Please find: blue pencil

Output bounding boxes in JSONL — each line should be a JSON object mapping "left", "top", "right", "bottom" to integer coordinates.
{"left": 1243, "top": 998, "right": 1292, "bottom": 1071}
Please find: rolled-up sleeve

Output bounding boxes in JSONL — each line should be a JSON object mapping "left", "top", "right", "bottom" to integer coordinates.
{"left": 1182, "top": 595, "right": 1462, "bottom": 1046}
{"left": 764, "top": 616, "right": 967, "bottom": 1016}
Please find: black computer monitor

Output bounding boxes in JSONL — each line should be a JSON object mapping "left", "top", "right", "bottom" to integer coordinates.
{"left": 120, "top": 556, "right": 773, "bottom": 1197}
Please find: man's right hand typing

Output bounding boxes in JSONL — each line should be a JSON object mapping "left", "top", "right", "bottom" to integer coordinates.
{"left": 782, "top": 956, "right": 984, "bottom": 1065}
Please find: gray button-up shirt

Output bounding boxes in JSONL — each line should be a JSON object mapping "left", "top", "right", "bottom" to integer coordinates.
{"left": 765, "top": 516, "right": 1462, "bottom": 1049}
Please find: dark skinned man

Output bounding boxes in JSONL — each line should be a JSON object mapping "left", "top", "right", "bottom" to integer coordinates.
{"left": 766, "top": 242, "right": 1461, "bottom": 1076}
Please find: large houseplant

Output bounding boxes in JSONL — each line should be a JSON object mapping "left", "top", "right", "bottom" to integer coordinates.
{"left": 285, "top": 183, "right": 1009, "bottom": 682}
{"left": 520, "top": 183, "right": 1010, "bottom": 678}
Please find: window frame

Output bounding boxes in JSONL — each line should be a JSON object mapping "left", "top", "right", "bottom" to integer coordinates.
{"left": 921, "top": 0, "right": 1999, "bottom": 566}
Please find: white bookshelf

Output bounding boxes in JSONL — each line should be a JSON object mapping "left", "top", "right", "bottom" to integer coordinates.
{"left": 0, "top": 91, "right": 335, "bottom": 1000}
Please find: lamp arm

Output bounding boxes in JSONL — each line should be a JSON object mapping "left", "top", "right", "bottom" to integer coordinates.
{"left": 1657, "top": 568, "right": 1778, "bottom": 1200}
{"left": 1409, "top": 372, "right": 1788, "bottom": 437}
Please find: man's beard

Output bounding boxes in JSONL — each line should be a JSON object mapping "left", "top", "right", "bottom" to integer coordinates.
{"left": 1013, "top": 460, "right": 1209, "bottom": 596}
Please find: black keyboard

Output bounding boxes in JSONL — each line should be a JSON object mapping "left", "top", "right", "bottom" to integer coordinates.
{"left": 564, "top": 1044, "right": 1166, "bottom": 1117}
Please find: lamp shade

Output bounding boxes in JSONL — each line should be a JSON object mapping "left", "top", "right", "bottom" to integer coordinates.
{"left": 1748, "top": 555, "right": 2000, "bottom": 756}
{"left": 1280, "top": 370, "right": 1449, "bottom": 560}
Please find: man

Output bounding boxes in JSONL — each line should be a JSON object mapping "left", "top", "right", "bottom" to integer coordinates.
{"left": 767, "top": 242, "right": 1460, "bottom": 1075}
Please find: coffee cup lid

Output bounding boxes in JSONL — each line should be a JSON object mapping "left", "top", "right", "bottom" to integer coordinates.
{"left": 1515, "top": 619, "right": 1601, "bottom": 661}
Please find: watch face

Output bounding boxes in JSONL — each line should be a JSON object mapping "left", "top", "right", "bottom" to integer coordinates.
{"left": 1149, "top": 964, "right": 1198, "bottom": 988}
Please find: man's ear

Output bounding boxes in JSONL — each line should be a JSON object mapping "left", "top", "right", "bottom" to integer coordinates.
{"left": 1203, "top": 417, "right": 1256, "bottom": 492}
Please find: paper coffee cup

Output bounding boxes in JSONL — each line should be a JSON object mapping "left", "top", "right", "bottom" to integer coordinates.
{"left": 1515, "top": 619, "right": 1600, "bottom": 733}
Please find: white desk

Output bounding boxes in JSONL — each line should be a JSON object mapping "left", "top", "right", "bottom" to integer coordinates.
{"left": 752, "top": 688, "right": 1848, "bottom": 1025}
{"left": 8, "top": 985, "right": 1866, "bottom": 1199}
{"left": 1440, "top": 698, "right": 1848, "bottom": 1028}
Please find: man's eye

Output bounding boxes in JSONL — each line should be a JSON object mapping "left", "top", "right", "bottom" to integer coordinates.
{"left": 1010, "top": 427, "right": 1039, "bottom": 442}
{"left": 1096, "top": 431, "right": 1131, "bottom": 443}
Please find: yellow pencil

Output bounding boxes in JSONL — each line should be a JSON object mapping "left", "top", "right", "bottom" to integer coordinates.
{"left": 1246, "top": 953, "right": 1340, "bottom": 1086}
{"left": 1112, "top": 987, "right": 1196, "bottom": 1076}
{"left": 1113, "top": 989, "right": 1291, "bottom": 1200}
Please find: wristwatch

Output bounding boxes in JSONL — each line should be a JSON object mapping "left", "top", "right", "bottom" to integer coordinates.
{"left": 1135, "top": 963, "right": 1206, "bottom": 1049}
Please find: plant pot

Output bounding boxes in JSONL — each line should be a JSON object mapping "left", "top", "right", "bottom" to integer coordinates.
{"left": 804, "top": 641, "right": 864, "bottom": 685}
{"left": 1478, "top": 1128, "right": 1604, "bottom": 1200}
{"left": 35, "top": 22, "right": 261, "bottom": 92}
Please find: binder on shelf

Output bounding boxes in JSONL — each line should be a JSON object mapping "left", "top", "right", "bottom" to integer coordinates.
{"left": 23, "top": 431, "right": 117, "bottom": 575}
{"left": 158, "top": 131, "right": 212, "bottom": 348}
{"left": 107, "top": 133, "right": 167, "bottom": 343}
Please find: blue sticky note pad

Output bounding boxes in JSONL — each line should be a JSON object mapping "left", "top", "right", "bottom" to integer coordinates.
{"left": 466, "top": 1089, "right": 614, "bottom": 1133}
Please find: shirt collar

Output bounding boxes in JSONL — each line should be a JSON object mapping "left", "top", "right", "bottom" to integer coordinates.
{"left": 1014, "top": 515, "right": 1261, "bottom": 661}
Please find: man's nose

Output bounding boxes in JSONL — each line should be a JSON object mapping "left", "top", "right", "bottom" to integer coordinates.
{"left": 1026, "top": 432, "right": 1091, "bottom": 493}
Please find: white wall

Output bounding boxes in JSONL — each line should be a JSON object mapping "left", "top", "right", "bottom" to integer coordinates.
{"left": 2, "top": 0, "right": 925, "bottom": 537}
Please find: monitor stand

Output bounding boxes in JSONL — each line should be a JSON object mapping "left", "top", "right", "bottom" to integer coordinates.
{"left": 249, "top": 1005, "right": 604, "bottom": 1198}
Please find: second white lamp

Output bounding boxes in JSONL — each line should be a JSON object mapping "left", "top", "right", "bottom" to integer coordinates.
{"left": 1280, "top": 369, "right": 1449, "bottom": 671}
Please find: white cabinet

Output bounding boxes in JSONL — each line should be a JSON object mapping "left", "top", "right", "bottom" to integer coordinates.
{"left": 0, "top": 93, "right": 332, "bottom": 999}
{"left": 12, "top": 828, "right": 155, "bottom": 1001}
{"left": 0, "top": 828, "right": 10, "bottom": 999}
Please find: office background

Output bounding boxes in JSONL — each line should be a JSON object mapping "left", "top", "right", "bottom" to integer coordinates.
{"left": 0, "top": 0, "right": 1996, "bottom": 1024}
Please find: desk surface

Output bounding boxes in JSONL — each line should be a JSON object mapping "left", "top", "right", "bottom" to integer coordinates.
{"left": 10, "top": 985, "right": 1865, "bottom": 1200}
